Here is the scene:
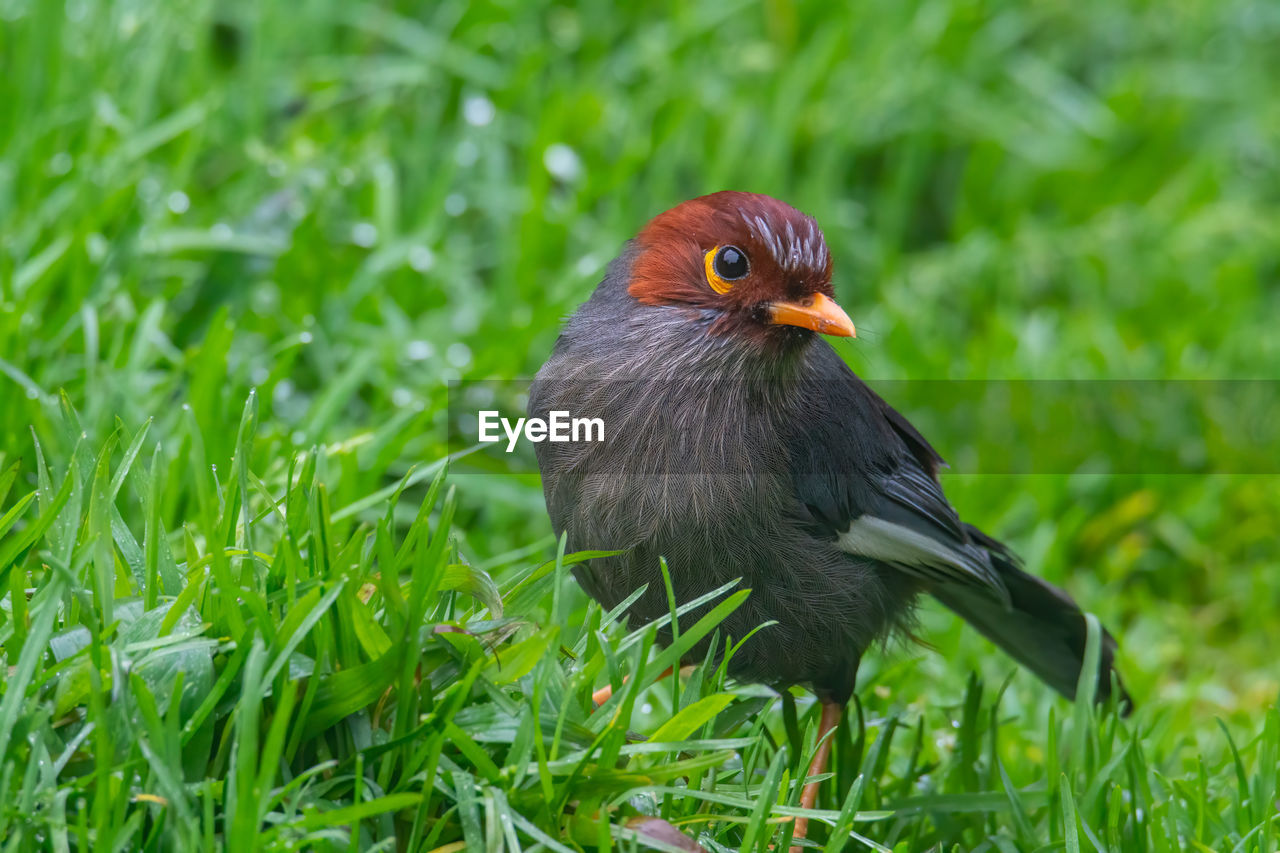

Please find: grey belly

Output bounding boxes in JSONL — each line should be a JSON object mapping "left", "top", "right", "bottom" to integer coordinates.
{"left": 564, "top": 501, "right": 915, "bottom": 701}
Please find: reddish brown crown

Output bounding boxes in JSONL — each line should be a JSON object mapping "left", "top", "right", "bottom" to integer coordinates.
{"left": 628, "top": 191, "right": 834, "bottom": 311}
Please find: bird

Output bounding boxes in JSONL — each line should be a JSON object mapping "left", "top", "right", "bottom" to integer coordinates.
{"left": 528, "top": 191, "right": 1129, "bottom": 845}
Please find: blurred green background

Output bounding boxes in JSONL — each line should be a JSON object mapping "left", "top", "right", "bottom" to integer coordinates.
{"left": 3, "top": 0, "right": 1279, "bottom": 848}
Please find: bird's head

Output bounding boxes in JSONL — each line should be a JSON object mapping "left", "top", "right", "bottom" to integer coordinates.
{"left": 627, "top": 191, "right": 855, "bottom": 350}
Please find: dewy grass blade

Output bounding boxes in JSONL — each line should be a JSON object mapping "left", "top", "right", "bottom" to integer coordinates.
{"left": 1060, "top": 773, "right": 1081, "bottom": 853}
{"left": 254, "top": 656, "right": 299, "bottom": 824}
{"left": 614, "top": 578, "right": 745, "bottom": 658}
{"left": 451, "top": 770, "right": 485, "bottom": 850}
{"left": 738, "top": 747, "right": 787, "bottom": 852}
{"left": 227, "top": 637, "right": 268, "bottom": 849}
{"left": 181, "top": 637, "right": 250, "bottom": 747}
{"left": 87, "top": 435, "right": 120, "bottom": 628}
{"left": 0, "top": 490, "right": 35, "bottom": 541}
{"left": 0, "top": 459, "right": 20, "bottom": 508}
{"left": 233, "top": 390, "right": 259, "bottom": 564}
{"left": 0, "top": 571, "right": 69, "bottom": 774}
{"left": 126, "top": 673, "right": 198, "bottom": 843}
{"left": 0, "top": 460, "right": 75, "bottom": 587}
{"left": 268, "top": 793, "right": 424, "bottom": 839}
{"left": 142, "top": 445, "right": 165, "bottom": 607}
{"left": 263, "top": 580, "right": 346, "bottom": 686}
{"left": 995, "top": 757, "right": 1035, "bottom": 840}
{"left": 648, "top": 693, "right": 737, "bottom": 743}
{"left": 823, "top": 773, "right": 869, "bottom": 853}
{"left": 108, "top": 417, "right": 151, "bottom": 502}
{"left": 572, "top": 583, "right": 647, "bottom": 658}
{"left": 1258, "top": 708, "right": 1279, "bottom": 853}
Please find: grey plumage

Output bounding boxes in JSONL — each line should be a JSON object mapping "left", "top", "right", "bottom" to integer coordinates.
{"left": 531, "top": 229, "right": 1128, "bottom": 709}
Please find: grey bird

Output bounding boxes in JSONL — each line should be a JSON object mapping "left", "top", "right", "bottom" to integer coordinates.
{"left": 529, "top": 191, "right": 1129, "bottom": 842}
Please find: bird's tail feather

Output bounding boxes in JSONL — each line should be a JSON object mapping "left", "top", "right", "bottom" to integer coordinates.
{"left": 930, "top": 525, "right": 1132, "bottom": 712}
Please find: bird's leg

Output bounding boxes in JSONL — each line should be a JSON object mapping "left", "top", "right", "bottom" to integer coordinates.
{"left": 791, "top": 699, "right": 844, "bottom": 848}
{"left": 591, "top": 665, "right": 676, "bottom": 706}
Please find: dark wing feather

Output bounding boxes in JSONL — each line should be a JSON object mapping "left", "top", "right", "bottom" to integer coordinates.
{"left": 787, "top": 343, "right": 1129, "bottom": 709}
{"left": 787, "top": 347, "right": 1008, "bottom": 598}
{"left": 934, "top": 525, "right": 1132, "bottom": 709}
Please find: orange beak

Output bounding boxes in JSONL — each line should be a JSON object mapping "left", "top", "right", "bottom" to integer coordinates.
{"left": 765, "top": 293, "right": 856, "bottom": 338}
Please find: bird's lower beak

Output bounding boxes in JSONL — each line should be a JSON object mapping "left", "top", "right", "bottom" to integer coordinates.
{"left": 765, "top": 293, "right": 856, "bottom": 338}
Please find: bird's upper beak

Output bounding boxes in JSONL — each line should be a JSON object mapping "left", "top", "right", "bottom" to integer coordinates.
{"left": 765, "top": 293, "right": 856, "bottom": 338}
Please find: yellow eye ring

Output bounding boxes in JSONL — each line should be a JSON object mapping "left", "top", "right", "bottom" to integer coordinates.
{"left": 705, "top": 245, "right": 749, "bottom": 294}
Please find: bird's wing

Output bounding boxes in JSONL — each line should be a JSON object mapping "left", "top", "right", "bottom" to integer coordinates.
{"left": 840, "top": 467, "right": 1006, "bottom": 593}
{"left": 787, "top": 349, "right": 1010, "bottom": 601}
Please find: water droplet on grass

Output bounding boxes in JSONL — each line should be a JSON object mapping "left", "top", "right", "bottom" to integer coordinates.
{"left": 48, "top": 152, "right": 72, "bottom": 175}
{"left": 455, "top": 140, "right": 479, "bottom": 167}
{"left": 406, "top": 340, "right": 434, "bottom": 361}
{"left": 453, "top": 305, "right": 479, "bottom": 335}
{"left": 351, "top": 222, "right": 377, "bottom": 247}
{"left": 548, "top": 8, "right": 581, "bottom": 49}
{"left": 251, "top": 282, "right": 280, "bottom": 314}
{"left": 544, "top": 144, "right": 582, "bottom": 182}
{"left": 444, "top": 194, "right": 467, "bottom": 216}
{"left": 463, "top": 95, "right": 495, "bottom": 127}
{"left": 446, "top": 343, "right": 472, "bottom": 367}
{"left": 274, "top": 380, "right": 295, "bottom": 405}
{"left": 167, "top": 191, "right": 190, "bottom": 214}
{"left": 86, "top": 233, "right": 108, "bottom": 262}
{"left": 408, "top": 246, "right": 436, "bottom": 272}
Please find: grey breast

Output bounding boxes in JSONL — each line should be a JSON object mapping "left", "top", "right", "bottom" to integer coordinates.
{"left": 528, "top": 301, "right": 892, "bottom": 695}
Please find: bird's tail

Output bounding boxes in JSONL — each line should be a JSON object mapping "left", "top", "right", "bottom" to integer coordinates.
{"left": 929, "top": 525, "right": 1132, "bottom": 712}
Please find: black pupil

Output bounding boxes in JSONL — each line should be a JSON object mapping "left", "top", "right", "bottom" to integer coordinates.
{"left": 715, "top": 246, "right": 748, "bottom": 280}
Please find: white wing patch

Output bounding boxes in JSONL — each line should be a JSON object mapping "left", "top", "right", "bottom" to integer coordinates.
{"left": 838, "top": 515, "right": 1009, "bottom": 601}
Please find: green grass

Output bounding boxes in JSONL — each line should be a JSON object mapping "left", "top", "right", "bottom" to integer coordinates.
{"left": 2, "top": 0, "right": 1279, "bottom": 850}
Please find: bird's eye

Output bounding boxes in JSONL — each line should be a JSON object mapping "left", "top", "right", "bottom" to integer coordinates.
{"left": 705, "top": 245, "right": 750, "bottom": 294}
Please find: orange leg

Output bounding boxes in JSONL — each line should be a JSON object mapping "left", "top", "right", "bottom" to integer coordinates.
{"left": 591, "top": 665, "right": 676, "bottom": 706}
{"left": 791, "top": 699, "right": 843, "bottom": 848}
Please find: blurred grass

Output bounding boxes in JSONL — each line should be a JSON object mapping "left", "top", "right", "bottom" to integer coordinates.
{"left": 1, "top": 0, "right": 1279, "bottom": 849}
